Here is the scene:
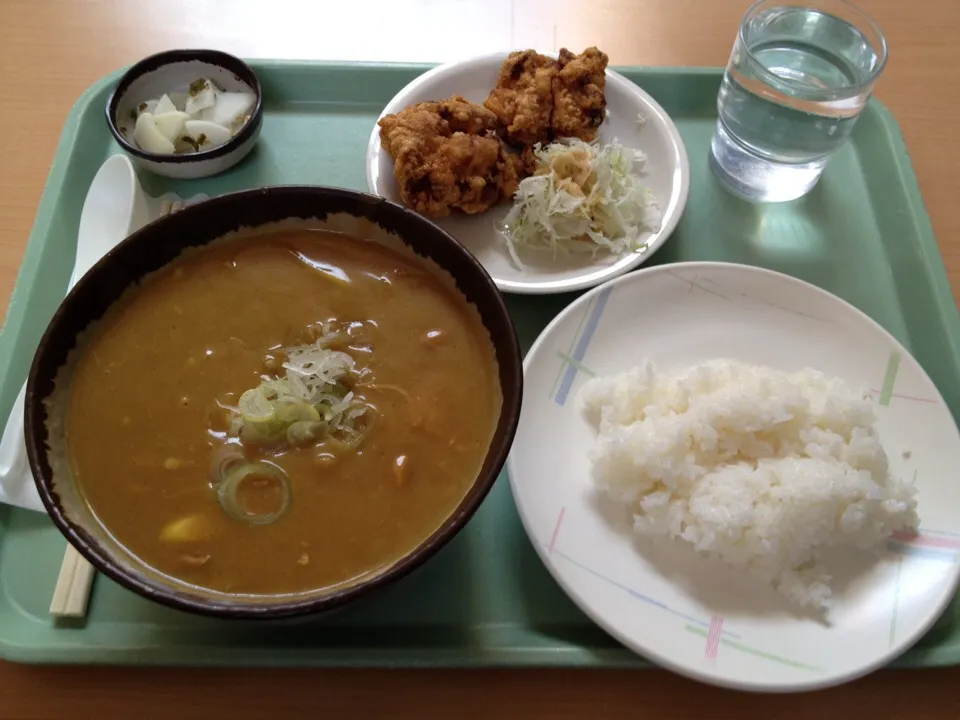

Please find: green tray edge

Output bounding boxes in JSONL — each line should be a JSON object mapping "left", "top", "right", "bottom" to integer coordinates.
{"left": 861, "top": 99, "right": 960, "bottom": 379}
{"left": 0, "top": 61, "right": 957, "bottom": 669}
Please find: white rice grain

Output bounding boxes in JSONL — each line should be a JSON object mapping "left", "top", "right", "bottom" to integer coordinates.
{"left": 579, "top": 359, "right": 918, "bottom": 610}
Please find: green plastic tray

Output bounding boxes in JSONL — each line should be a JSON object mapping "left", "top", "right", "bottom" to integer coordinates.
{"left": 1, "top": 61, "right": 958, "bottom": 667}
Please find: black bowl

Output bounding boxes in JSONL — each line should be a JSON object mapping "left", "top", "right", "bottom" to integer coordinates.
{"left": 106, "top": 49, "right": 263, "bottom": 179}
{"left": 25, "top": 186, "right": 522, "bottom": 619}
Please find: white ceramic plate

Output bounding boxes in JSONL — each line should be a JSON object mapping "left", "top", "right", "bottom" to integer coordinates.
{"left": 507, "top": 262, "right": 960, "bottom": 691}
{"left": 365, "top": 51, "right": 690, "bottom": 294}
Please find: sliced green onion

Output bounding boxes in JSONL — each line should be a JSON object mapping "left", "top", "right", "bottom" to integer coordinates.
{"left": 216, "top": 461, "right": 291, "bottom": 526}
{"left": 326, "top": 420, "right": 365, "bottom": 452}
{"left": 238, "top": 387, "right": 275, "bottom": 422}
{"left": 225, "top": 332, "right": 373, "bottom": 452}
{"left": 209, "top": 442, "right": 247, "bottom": 485}
{"left": 286, "top": 420, "right": 324, "bottom": 446}
{"left": 239, "top": 421, "right": 285, "bottom": 447}
{"left": 275, "top": 398, "right": 321, "bottom": 424}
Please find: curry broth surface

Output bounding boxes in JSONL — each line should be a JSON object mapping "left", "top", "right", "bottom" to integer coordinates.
{"left": 65, "top": 229, "right": 499, "bottom": 595}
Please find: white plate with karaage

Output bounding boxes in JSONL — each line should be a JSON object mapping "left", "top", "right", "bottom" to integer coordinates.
{"left": 365, "top": 50, "right": 690, "bottom": 295}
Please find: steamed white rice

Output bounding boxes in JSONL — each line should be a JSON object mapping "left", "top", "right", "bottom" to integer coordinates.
{"left": 579, "top": 359, "right": 918, "bottom": 610}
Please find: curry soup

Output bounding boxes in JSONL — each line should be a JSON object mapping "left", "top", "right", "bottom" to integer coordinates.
{"left": 65, "top": 229, "right": 500, "bottom": 596}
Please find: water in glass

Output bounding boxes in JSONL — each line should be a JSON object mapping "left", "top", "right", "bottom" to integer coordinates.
{"left": 710, "top": 1, "right": 885, "bottom": 202}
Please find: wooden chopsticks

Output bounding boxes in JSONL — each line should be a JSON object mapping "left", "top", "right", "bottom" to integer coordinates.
{"left": 48, "top": 198, "right": 185, "bottom": 620}
{"left": 50, "top": 545, "right": 96, "bottom": 618}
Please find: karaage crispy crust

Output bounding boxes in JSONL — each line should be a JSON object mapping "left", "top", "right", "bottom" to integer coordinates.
{"left": 551, "top": 47, "right": 609, "bottom": 141}
{"left": 482, "top": 50, "right": 558, "bottom": 147}
{"left": 484, "top": 47, "right": 609, "bottom": 148}
{"left": 377, "top": 96, "right": 520, "bottom": 218}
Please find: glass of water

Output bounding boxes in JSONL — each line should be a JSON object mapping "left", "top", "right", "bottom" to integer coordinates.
{"left": 709, "top": 0, "right": 887, "bottom": 203}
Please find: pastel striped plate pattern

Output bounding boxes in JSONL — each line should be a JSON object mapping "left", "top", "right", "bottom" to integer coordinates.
{"left": 507, "top": 261, "right": 960, "bottom": 692}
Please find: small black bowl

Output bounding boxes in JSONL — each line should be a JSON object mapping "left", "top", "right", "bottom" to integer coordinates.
{"left": 24, "top": 186, "right": 522, "bottom": 620}
{"left": 106, "top": 49, "right": 263, "bottom": 179}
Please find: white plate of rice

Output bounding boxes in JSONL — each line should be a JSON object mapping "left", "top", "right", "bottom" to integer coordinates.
{"left": 507, "top": 261, "right": 960, "bottom": 692}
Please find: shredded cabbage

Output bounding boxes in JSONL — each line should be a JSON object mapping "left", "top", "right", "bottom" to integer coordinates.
{"left": 498, "top": 138, "right": 662, "bottom": 267}
{"left": 228, "top": 332, "right": 371, "bottom": 449}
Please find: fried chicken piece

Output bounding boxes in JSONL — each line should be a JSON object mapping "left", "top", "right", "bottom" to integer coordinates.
{"left": 378, "top": 49, "right": 609, "bottom": 218}
{"left": 483, "top": 50, "right": 558, "bottom": 147}
{"left": 378, "top": 96, "right": 520, "bottom": 217}
{"left": 551, "top": 47, "right": 609, "bottom": 142}
{"left": 514, "top": 145, "right": 539, "bottom": 178}
{"left": 485, "top": 47, "right": 609, "bottom": 150}
{"left": 505, "top": 148, "right": 531, "bottom": 186}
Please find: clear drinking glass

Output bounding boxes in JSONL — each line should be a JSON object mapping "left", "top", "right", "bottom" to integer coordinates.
{"left": 709, "top": 0, "right": 887, "bottom": 202}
